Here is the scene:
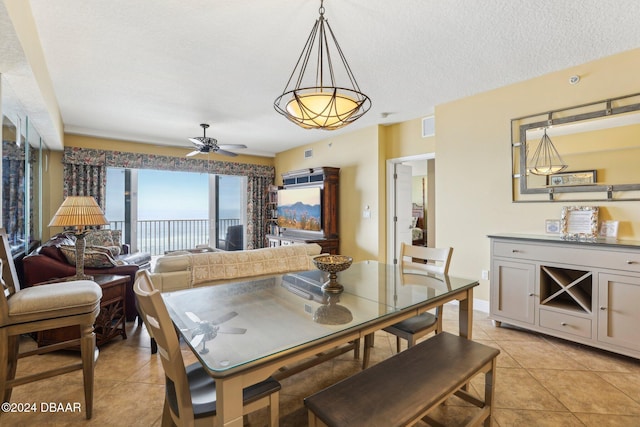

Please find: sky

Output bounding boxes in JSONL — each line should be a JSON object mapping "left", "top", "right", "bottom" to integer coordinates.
{"left": 105, "top": 168, "right": 242, "bottom": 221}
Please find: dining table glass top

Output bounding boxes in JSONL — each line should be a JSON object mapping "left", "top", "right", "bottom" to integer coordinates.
{"left": 161, "top": 261, "right": 478, "bottom": 374}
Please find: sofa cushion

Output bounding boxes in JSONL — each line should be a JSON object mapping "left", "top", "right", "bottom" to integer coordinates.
{"left": 154, "top": 254, "right": 192, "bottom": 273}
{"left": 191, "top": 245, "right": 319, "bottom": 286}
{"left": 60, "top": 245, "right": 125, "bottom": 268}
{"left": 85, "top": 230, "right": 121, "bottom": 256}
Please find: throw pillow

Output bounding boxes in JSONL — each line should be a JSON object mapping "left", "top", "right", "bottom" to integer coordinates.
{"left": 110, "top": 229, "right": 123, "bottom": 248}
{"left": 60, "top": 245, "right": 124, "bottom": 268}
{"left": 85, "top": 229, "right": 122, "bottom": 256}
{"left": 85, "top": 230, "right": 115, "bottom": 248}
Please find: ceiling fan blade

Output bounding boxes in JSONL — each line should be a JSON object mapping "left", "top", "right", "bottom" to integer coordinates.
{"left": 217, "top": 144, "right": 247, "bottom": 149}
{"left": 219, "top": 327, "right": 247, "bottom": 334}
{"left": 185, "top": 311, "right": 202, "bottom": 323}
{"left": 210, "top": 311, "right": 238, "bottom": 325}
{"left": 189, "top": 137, "right": 205, "bottom": 146}
{"left": 186, "top": 150, "right": 201, "bottom": 157}
{"left": 215, "top": 149, "right": 238, "bottom": 157}
{"left": 190, "top": 334, "right": 204, "bottom": 348}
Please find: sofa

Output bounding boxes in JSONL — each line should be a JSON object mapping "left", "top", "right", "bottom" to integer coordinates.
{"left": 149, "top": 243, "right": 323, "bottom": 292}
{"left": 22, "top": 230, "right": 151, "bottom": 321}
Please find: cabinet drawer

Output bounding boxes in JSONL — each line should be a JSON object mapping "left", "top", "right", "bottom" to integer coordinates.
{"left": 493, "top": 240, "right": 640, "bottom": 273}
{"left": 101, "top": 283, "right": 125, "bottom": 302}
{"left": 539, "top": 309, "right": 592, "bottom": 339}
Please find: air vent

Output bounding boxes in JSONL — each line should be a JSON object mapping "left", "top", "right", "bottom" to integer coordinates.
{"left": 422, "top": 115, "right": 435, "bottom": 138}
{"left": 304, "top": 149, "right": 313, "bottom": 158}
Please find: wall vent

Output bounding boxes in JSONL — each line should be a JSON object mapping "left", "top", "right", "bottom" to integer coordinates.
{"left": 304, "top": 149, "right": 313, "bottom": 158}
{"left": 422, "top": 115, "right": 435, "bottom": 138}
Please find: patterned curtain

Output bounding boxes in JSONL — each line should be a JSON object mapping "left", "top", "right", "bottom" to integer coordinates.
{"left": 247, "top": 175, "right": 271, "bottom": 249}
{"left": 2, "top": 140, "right": 25, "bottom": 244}
{"left": 63, "top": 147, "right": 275, "bottom": 248}
{"left": 63, "top": 164, "right": 106, "bottom": 208}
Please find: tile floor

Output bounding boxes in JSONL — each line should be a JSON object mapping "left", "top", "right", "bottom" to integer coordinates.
{"left": 2, "top": 305, "right": 640, "bottom": 426}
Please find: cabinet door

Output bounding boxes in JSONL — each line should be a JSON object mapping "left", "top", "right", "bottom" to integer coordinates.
{"left": 597, "top": 273, "right": 640, "bottom": 352}
{"left": 491, "top": 259, "right": 536, "bottom": 324}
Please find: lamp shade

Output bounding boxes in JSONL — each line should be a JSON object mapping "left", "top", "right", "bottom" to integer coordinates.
{"left": 285, "top": 90, "right": 361, "bottom": 130}
{"left": 49, "top": 196, "right": 109, "bottom": 228}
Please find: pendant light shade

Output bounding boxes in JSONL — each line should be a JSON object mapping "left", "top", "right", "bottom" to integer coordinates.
{"left": 274, "top": 0, "right": 371, "bottom": 130}
{"left": 528, "top": 128, "right": 568, "bottom": 175}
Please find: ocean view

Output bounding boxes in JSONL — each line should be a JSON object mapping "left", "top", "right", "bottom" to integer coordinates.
{"left": 106, "top": 168, "right": 244, "bottom": 254}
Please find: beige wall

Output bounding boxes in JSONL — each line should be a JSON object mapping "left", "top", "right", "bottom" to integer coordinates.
{"left": 273, "top": 48, "right": 640, "bottom": 304}
{"left": 436, "top": 48, "right": 640, "bottom": 301}
{"left": 40, "top": 47, "right": 640, "bottom": 307}
{"left": 274, "top": 126, "right": 384, "bottom": 262}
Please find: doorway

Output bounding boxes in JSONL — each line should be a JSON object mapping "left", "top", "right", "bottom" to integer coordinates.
{"left": 386, "top": 153, "right": 435, "bottom": 264}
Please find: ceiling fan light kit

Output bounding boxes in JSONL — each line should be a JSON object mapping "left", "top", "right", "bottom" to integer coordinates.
{"left": 187, "top": 123, "right": 246, "bottom": 157}
{"left": 274, "top": 0, "right": 371, "bottom": 130}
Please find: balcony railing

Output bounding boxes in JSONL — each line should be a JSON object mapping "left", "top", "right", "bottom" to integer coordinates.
{"left": 110, "top": 218, "right": 240, "bottom": 255}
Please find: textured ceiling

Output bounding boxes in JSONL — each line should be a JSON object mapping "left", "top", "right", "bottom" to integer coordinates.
{"left": 6, "top": 0, "right": 640, "bottom": 156}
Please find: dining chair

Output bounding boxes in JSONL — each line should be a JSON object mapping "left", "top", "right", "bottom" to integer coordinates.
{"left": 363, "top": 243, "right": 453, "bottom": 369}
{"left": 133, "top": 270, "right": 281, "bottom": 427}
{"left": 0, "top": 228, "right": 102, "bottom": 419}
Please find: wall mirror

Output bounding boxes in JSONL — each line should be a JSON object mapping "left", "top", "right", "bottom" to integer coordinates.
{"left": 512, "top": 93, "right": 640, "bottom": 202}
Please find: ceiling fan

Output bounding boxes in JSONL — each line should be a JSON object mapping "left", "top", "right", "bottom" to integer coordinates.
{"left": 187, "top": 123, "right": 247, "bottom": 157}
{"left": 185, "top": 310, "right": 246, "bottom": 354}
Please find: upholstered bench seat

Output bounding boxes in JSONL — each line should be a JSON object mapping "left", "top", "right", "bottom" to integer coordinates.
{"left": 305, "top": 332, "right": 500, "bottom": 427}
{"left": 6, "top": 280, "right": 102, "bottom": 324}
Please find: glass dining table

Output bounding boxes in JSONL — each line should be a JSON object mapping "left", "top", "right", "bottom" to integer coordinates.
{"left": 162, "top": 260, "right": 479, "bottom": 427}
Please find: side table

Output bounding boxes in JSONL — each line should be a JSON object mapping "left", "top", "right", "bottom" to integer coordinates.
{"left": 36, "top": 274, "right": 129, "bottom": 347}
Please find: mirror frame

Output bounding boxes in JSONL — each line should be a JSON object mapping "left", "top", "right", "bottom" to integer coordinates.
{"left": 512, "top": 92, "right": 640, "bottom": 202}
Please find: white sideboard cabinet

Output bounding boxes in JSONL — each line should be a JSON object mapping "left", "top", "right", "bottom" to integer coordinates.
{"left": 489, "top": 234, "right": 640, "bottom": 359}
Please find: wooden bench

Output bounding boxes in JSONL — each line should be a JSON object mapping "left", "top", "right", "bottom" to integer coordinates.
{"left": 304, "top": 332, "right": 500, "bottom": 427}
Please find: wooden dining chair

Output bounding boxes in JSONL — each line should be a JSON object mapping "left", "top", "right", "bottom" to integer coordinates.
{"left": 363, "top": 243, "right": 453, "bottom": 369}
{"left": 0, "top": 228, "right": 102, "bottom": 419}
{"left": 133, "top": 270, "right": 281, "bottom": 427}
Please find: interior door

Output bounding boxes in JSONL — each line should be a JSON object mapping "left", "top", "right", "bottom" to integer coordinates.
{"left": 394, "top": 163, "right": 413, "bottom": 263}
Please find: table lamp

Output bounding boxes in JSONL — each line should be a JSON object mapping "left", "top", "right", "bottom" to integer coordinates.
{"left": 49, "top": 196, "right": 109, "bottom": 280}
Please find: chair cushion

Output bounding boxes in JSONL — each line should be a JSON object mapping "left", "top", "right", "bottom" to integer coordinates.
{"left": 388, "top": 312, "right": 437, "bottom": 334}
{"left": 165, "top": 363, "right": 281, "bottom": 419}
{"left": 7, "top": 280, "right": 102, "bottom": 325}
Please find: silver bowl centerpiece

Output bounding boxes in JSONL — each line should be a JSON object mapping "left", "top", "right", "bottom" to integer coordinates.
{"left": 312, "top": 255, "right": 353, "bottom": 293}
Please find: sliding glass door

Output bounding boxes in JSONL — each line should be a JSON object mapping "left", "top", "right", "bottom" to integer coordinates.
{"left": 106, "top": 168, "right": 246, "bottom": 255}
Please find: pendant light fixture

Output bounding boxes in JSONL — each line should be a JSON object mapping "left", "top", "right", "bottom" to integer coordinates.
{"left": 274, "top": 0, "right": 371, "bottom": 130}
{"left": 528, "top": 127, "right": 568, "bottom": 175}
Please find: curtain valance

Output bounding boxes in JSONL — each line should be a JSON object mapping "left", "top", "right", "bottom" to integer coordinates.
{"left": 63, "top": 147, "right": 275, "bottom": 179}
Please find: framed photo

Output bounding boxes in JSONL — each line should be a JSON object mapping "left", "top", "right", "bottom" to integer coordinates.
{"left": 545, "top": 219, "right": 561, "bottom": 234}
{"left": 599, "top": 220, "right": 619, "bottom": 239}
{"left": 561, "top": 206, "right": 599, "bottom": 239}
{"left": 547, "top": 170, "right": 597, "bottom": 187}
